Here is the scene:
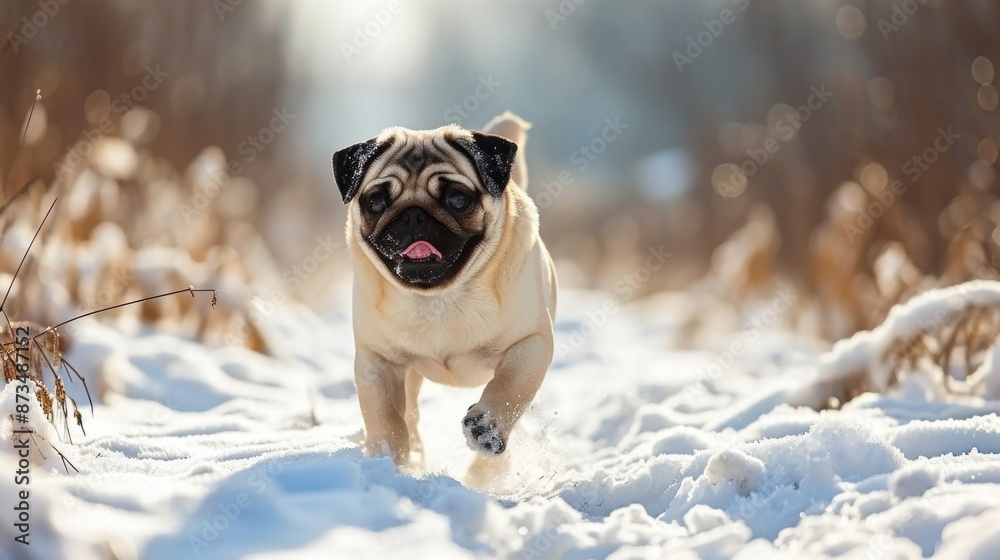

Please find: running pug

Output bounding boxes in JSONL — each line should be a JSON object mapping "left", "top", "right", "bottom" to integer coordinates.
{"left": 333, "top": 112, "right": 556, "bottom": 468}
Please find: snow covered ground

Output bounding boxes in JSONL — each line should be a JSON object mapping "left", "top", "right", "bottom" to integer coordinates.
{"left": 4, "top": 284, "right": 1000, "bottom": 559}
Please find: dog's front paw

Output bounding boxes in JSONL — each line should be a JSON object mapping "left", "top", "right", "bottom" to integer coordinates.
{"left": 462, "top": 406, "right": 505, "bottom": 456}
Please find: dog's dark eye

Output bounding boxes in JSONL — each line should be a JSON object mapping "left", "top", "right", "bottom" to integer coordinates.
{"left": 447, "top": 191, "right": 469, "bottom": 212}
{"left": 366, "top": 194, "right": 388, "bottom": 214}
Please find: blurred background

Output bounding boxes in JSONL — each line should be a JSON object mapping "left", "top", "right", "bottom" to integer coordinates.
{"left": 1, "top": 0, "right": 999, "bottom": 349}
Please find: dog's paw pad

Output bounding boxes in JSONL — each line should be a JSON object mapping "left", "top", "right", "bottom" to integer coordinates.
{"left": 462, "top": 409, "right": 505, "bottom": 456}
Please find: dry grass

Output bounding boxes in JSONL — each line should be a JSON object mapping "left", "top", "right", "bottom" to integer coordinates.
{"left": 0, "top": 89, "right": 269, "bottom": 459}
{"left": 804, "top": 287, "right": 1000, "bottom": 411}
{"left": 884, "top": 304, "right": 1000, "bottom": 396}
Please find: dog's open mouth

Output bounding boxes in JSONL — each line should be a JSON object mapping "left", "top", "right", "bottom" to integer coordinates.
{"left": 372, "top": 234, "right": 483, "bottom": 287}
{"left": 400, "top": 240, "right": 443, "bottom": 263}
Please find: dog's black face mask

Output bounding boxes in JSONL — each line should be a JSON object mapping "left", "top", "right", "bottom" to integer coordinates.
{"left": 333, "top": 128, "right": 517, "bottom": 289}
{"left": 368, "top": 205, "right": 484, "bottom": 286}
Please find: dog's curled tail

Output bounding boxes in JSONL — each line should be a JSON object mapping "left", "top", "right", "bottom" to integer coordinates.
{"left": 483, "top": 111, "right": 531, "bottom": 191}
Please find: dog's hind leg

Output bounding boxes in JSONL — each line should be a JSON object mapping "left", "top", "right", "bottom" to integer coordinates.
{"left": 404, "top": 369, "right": 424, "bottom": 469}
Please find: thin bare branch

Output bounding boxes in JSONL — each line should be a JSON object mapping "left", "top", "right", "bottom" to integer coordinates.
{"left": 0, "top": 197, "right": 58, "bottom": 314}
{"left": 4, "top": 90, "right": 41, "bottom": 199}
{"left": 34, "top": 287, "right": 217, "bottom": 338}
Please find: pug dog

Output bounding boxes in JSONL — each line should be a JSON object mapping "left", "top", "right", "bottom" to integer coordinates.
{"left": 332, "top": 112, "right": 556, "bottom": 469}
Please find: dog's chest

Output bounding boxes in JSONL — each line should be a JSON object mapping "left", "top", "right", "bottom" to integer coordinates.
{"left": 389, "top": 290, "right": 501, "bottom": 352}
{"left": 377, "top": 293, "right": 504, "bottom": 386}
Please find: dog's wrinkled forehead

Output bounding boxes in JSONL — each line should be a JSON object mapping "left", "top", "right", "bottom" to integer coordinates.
{"left": 370, "top": 126, "right": 480, "bottom": 195}
{"left": 382, "top": 128, "right": 455, "bottom": 183}
{"left": 397, "top": 143, "right": 435, "bottom": 174}
{"left": 332, "top": 125, "right": 517, "bottom": 204}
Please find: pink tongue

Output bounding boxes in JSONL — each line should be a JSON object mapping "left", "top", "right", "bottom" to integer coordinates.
{"left": 401, "top": 240, "right": 442, "bottom": 260}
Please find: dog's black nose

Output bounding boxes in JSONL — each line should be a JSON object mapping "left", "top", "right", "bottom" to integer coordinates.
{"left": 400, "top": 207, "right": 428, "bottom": 224}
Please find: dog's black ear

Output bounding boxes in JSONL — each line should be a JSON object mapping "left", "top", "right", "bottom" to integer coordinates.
{"left": 453, "top": 132, "right": 518, "bottom": 198}
{"left": 332, "top": 138, "right": 389, "bottom": 204}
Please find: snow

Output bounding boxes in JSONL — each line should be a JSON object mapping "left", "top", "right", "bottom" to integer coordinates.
{"left": 792, "top": 280, "right": 1000, "bottom": 408}
{"left": 3, "top": 283, "right": 1000, "bottom": 559}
